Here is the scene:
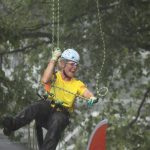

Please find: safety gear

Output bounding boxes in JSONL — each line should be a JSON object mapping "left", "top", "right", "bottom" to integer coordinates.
{"left": 66, "top": 62, "right": 79, "bottom": 67}
{"left": 87, "top": 97, "right": 98, "bottom": 107}
{"left": 51, "top": 47, "right": 62, "bottom": 61}
{"left": 61, "top": 49, "right": 80, "bottom": 63}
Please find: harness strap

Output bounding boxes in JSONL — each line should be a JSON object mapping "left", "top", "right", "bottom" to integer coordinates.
{"left": 50, "top": 100, "right": 70, "bottom": 115}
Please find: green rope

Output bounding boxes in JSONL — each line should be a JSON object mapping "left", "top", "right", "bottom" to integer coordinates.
{"left": 95, "top": 0, "right": 108, "bottom": 97}
{"left": 51, "top": 0, "right": 60, "bottom": 50}
{"left": 57, "top": 0, "right": 60, "bottom": 47}
{"left": 52, "top": 0, "right": 55, "bottom": 50}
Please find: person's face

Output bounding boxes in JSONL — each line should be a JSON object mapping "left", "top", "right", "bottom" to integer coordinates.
{"left": 63, "top": 60, "right": 79, "bottom": 78}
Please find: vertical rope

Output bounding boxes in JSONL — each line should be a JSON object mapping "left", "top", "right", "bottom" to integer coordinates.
{"left": 52, "top": 0, "right": 55, "bottom": 51}
{"left": 52, "top": 0, "right": 60, "bottom": 51}
{"left": 57, "top": 0, "right": 60, "bottom": 47}
{"left": 96, "top": 0, "right": 106, "bottom": 78}
{"left": 95, "top": 0, "right": 107, "bottom": 97}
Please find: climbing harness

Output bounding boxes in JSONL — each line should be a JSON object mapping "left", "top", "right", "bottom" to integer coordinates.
{"left": 95, "top": 0, "right": 108, "bottom": 98}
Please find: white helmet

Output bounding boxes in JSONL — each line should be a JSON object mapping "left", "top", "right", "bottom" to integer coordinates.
{"left": 61, "top": 49, "right": 80, "bottom": 63}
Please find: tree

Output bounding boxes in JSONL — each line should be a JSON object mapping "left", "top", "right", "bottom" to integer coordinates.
{"left": 0, "top": 0, "right": 150, "bottom": 149}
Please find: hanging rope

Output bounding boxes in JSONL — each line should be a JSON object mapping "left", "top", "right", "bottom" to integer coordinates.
{"left": 57, "top": 0, "right": 60, "bottom": 47}
{"left": 52, "top": 0, "right": 55, "bottom": 51}
{"left": 51, "top": 0, "right": 60, "bottom": 51}
{"left": 95, "top": 0, "right": 108, "bottom": 97}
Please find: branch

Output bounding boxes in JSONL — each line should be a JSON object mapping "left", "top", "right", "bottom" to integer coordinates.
{"left": 23, "top": 22, "right": 50, "bottom": 32}
{"left": 0, "top": 40, "right": 50, "bottom": 56}
{"left": 20, "top": 31, "right": 52, "bottom": 39}
{"left": 128, "top": 87, "right": 150, "bottom": 128}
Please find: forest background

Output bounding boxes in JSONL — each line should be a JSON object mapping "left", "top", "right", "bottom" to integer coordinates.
{"left": 0, "top": 0, "right": 150, "bottom": 150}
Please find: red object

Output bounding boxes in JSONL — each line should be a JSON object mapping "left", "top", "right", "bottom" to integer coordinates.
{"left": 87, "top": 119, "right": 108, "bottom": 150}
{"left": 44, "top": 83, "right": 51, "bottom": 92}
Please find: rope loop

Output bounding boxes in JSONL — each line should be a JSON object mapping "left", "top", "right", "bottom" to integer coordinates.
{"left": 97, "top": 87, "right": 108, "bottom": 97}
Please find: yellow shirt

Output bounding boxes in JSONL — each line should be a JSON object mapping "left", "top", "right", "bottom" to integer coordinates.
{"left": 47, "top": 71, "right": 87, "bottom": 111}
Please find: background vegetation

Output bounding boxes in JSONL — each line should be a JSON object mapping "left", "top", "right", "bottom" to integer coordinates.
{"left": 0, "top": 0, "right": 150, "bottom": 149}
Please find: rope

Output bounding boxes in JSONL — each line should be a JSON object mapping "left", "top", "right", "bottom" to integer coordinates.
{"left": 52, "top": 0, "right": 55, "bottom": 51}
{"left": 95, "top": 0, "right": 108, "bottom": 97}
{"left": 57, "top": 0, "right": 60, "bottom": 47}
{"left": 48, "top": 84, "right": 108, "bottom": 101}
{"left": 49, "top": 85, "right": 90, "bottom": 100}
{"left": 51, "top": 0, "right": 60, "bottom": 50}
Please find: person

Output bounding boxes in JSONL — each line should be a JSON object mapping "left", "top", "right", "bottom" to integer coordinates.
{"left": 2, "top": 48, "right": 98, "bottom": 150}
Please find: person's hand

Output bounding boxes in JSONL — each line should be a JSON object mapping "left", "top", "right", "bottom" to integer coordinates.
{"left": 55, "top": 100, "right": 63, "bottom": 105}
{"left": 51, "top": 47, "right": 62, "bottom": 61}
{"left": 87, "top": 96, "right": 98, "bottom": 107}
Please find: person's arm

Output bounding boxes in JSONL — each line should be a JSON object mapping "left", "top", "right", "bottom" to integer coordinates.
{"left": 82, "top": 89, "right": 94, "bottom": 99}
{"left": 41, "top": 48, "right": 61, "bottom": 84}
{"left": 41, "top": 60, "right": 57, "bottom": 84}
{"left": 82, "top": 89, "right": 98, "bottom": 106}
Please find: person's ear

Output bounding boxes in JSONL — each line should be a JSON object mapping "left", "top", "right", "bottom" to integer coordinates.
{"left": 58, "top": 59, "right": 65, "bottom": 69}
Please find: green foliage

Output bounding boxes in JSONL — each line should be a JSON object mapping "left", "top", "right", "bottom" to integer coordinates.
{"left": 0, "top": 0, "right": 149, "bottom": 149}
